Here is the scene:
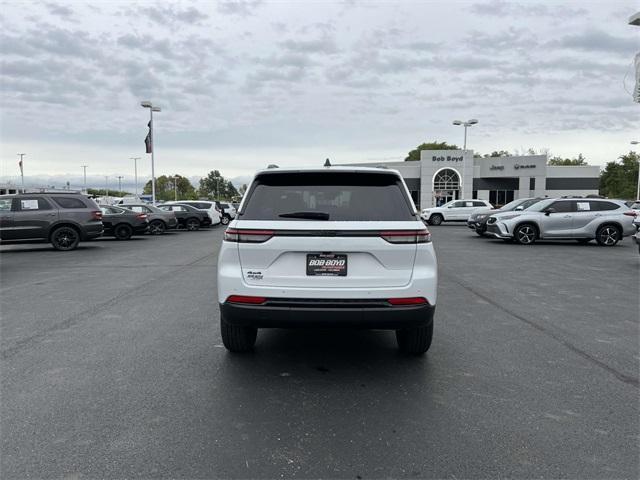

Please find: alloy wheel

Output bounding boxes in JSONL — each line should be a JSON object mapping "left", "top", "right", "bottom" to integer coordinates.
{"left": 516, "top": 225, "right": 535, "bottom": 244}
{"left": 599, "top": 227, "right": 618, "bottom": 246}
{"left": 53, "top": 228, "right": 79, "bottom": 250}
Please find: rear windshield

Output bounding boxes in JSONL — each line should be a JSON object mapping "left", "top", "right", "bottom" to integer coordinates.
{"left": 241, "top": 172, "right": 415, "bottom": 221}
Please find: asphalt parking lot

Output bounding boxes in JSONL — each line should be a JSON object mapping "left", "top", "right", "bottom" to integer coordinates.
{"left": 1, "top": 226, "right": 638, "bottom": 479}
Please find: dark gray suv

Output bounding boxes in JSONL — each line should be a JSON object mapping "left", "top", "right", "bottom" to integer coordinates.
{"left": 0, "top": 193, "right": 103, "bottom": 250}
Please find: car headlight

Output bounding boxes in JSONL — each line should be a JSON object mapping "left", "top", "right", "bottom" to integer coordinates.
{"left": 476, "top": 214, "right": 488, "bottom": 220}
{"left": 487, "top": 217, "right": 496, "bottom": 224}
{"left": 497, "top": 214, "right": 521, "bottom": 221}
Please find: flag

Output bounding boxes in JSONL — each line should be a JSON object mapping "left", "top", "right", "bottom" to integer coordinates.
{"left": 144, "top": 121, "right": 152, "bottom": 153}
{"left": 18, "top": 159, "right": 23, "bottom": 175}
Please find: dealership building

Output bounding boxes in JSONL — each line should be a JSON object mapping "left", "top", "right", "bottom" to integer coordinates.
{"left": 350, "top": 150, "right": 600, "bottom": 208}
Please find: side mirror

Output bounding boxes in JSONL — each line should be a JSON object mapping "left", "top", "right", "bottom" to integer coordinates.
{"left": 543, "top": 207, "right": 555, "bottom": 215}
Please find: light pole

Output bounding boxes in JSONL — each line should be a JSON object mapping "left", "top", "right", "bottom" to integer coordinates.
{"left": 632, "top": 141, "right": 640, "bottom": 200}
{"left": 17, "top": 153, "right": 25, "bottom": 191}
{"left": 117, "top": 175, "right": 123, "bottom": 193}
{"left": 81, "top": 165, "right": 88, "bottom": 193}
{"left": 130, "top": 157, "right": 140, "bottom": 197}
{"left": 141, "top": 101, "right": 161, "bottom": 205}
{"left": 452, "top": 119, "right": 479, "bottom": 150}
{"left": 173, "top": 175, "right": 179, "bottom": 201}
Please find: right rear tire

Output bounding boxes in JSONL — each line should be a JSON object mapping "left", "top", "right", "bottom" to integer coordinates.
{"left": 220, "top": 316, "right": 257, "bottom": 352}
{"left": 396, "top": 321, "right": 433, "bottom": 355}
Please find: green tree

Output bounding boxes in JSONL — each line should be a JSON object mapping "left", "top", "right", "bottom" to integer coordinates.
{"left": 404, "top": 141, "right": 459, "bottom": 161}
{"left": 142, "top": 174, "right": 197, "bottom": 201}
{"left": 599, "top": 151, "right": 638, "bottom": 199}
{"left": 198, "top": 170, "right": 239, "bottom": 200}
{"left": 483, "top": 150, "right": 511, "bottom": 158}
{"left": 548, "top": 154, "right": 588, "bottom": 166}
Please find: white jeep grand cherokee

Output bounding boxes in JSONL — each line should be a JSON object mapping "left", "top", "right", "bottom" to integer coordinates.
{"left": 217, "top": 166, "right": 438, "bottom": 354}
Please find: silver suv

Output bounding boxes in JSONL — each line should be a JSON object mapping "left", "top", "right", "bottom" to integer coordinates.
{"left": 485, "top": 198, "right": 636, "bottom": 246}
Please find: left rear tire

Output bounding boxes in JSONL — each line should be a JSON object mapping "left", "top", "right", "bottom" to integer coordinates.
{"left": 220, "top": 316, "right": 257, "bottom": 352}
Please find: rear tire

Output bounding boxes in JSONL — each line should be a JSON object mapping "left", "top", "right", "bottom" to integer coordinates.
{"left": 429, "top": 214, "right": 443, "bottom": 226}
{"left": 221, "top": 215, "right": 230, "bottom": 226}
{"left": 220, "top": 316, "right": 257, "bottom": 352}
{"left": 114, "top": 223, "right": 133, "bottom": 240}
{"left": 50, "top": 226, "right": 80, "bottom": 251}
{"left": 185, "top": 217, "right": 200, "bottom": 231}
{"left": 595, "top": 224, "right": 620, "bottom": 246}
{"left": 513, "top": 223, "right": 537, "bottom": 245}
{"left": 396, "top": 321, "right": 433, "bottom": 355}
{"left": 149, "top": 220, "right": 166, "bottom": 235}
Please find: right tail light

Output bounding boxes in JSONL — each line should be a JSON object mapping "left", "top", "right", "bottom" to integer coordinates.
{"left": 380, "top": 229, "right": 431, "bottom": 244}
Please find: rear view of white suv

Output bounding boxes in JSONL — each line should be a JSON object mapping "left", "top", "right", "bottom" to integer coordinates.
{"left": 217, "top": 167, "right": 438, "bottom": 354}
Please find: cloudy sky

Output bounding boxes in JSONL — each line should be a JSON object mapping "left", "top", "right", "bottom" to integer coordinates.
{"left": 0, "top": 0, "right": 638, "bottom": 190}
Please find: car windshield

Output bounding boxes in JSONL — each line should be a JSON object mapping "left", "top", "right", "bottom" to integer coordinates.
{"left": 242, "top": 172, "right": 415, "bottom": 221}
{"left": 526, "top": 199, "right": 555, "bottom": 212}
{"left": 500, "top": 199, "right": 526, "bottom": 211}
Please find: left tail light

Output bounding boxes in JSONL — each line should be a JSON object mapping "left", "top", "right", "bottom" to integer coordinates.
{"left": 226, "top": 295, "right": 267, "bottom": 304}
{"left": 380, "top": 229, "right": 431, "bottom": 244}
{"left": 623, "top": 211, "right": 637, "bottom": 217}
{"left": 224, "top": 228, "right": 274, "bottom": 243}
{"left": 91, "top": 211, "right": 103, "bottom": 220}
{"left": 136, "top": 213, "right": 148, "bottom": 219}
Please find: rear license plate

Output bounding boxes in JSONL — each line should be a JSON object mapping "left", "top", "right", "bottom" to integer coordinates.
{"left": 306, "top": 254, "right": 347, "bottom": 276}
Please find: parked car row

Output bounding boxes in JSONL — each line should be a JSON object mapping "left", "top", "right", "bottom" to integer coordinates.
{"left": 420, "top": 196, "right": 637, "bottom": 247}
{"left": 0, "top": 193, "right": 224, "bottom": 250}
{"left": 462, "top": 197, "right": 636, "bottom": 247}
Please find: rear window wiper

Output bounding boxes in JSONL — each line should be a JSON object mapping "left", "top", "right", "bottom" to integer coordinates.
{"left": 278, "top": 211, "right": 330, "bottom": 220}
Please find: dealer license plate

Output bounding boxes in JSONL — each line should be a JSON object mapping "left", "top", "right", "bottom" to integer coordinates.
{"left": 306, "top": 254, "right": 347, "bottom": 276}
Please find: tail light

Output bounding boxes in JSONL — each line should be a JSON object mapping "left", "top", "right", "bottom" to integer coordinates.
{"left": 380, "top": 229, "right": 431, "bottom": 244}
{"left": 388, "top": 297, "right": 429, "bottom": 306}
{"left": 226, "top": 295, "right": 267, "bottom": 304}
{"left": 623, "top": 211, "right": 637, "bottom": 217}
{"left": 136, "top": 213, "right": 148, "bottom": 219}
{"left": 224, "top": 228, "right": 274, "bottom": 243}
{"left": 91, "top": 210, "right": 103, "bottom": 220}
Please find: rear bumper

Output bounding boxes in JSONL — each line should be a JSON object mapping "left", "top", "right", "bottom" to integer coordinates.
{"left": 220, "top": 299, "right": 435, "bottom": 329}
{"left": 82, "top": 223, "right": 103, "bottom": 240}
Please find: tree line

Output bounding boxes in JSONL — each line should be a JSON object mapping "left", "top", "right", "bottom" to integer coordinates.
{"left": 140, "top": 170, "right": 245, "bottom": 202}
{"left": 404, "top": 141, "right": 639, "bottom": 199}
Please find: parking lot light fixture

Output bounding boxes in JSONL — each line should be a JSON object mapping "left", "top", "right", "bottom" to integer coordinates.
{"left": 452, "top": 119, "right": 479, "bottom": 150}
{"left": 130, "top": 157, "right": 140, "bottom": 197}
{"left": 631, "top": 141, "right": 640, "bottom": 200}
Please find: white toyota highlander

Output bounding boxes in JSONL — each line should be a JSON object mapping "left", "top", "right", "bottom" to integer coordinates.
{"left": 217, "top": 166, "right": 438, "bottom": 354}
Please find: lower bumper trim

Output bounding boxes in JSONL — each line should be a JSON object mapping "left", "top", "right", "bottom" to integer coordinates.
{"left": 220, "top": 300, "right": 435, "bottom": 329}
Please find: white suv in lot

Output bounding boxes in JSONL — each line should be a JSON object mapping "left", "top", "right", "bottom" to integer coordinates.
{"left": 421, "top": 199, "right": 493, "bottom": 225}
{"left": 217, "top": 166, "right": 438, "bottom": 354}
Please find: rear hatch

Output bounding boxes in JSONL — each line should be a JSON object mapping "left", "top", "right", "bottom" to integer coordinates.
{"left": 232, "top": 170, "right": 425, "bottom": 289}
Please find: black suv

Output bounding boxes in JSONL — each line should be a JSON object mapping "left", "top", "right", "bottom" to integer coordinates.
{"left": 0, "top": 193, "right": 103, "bottom": 250}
